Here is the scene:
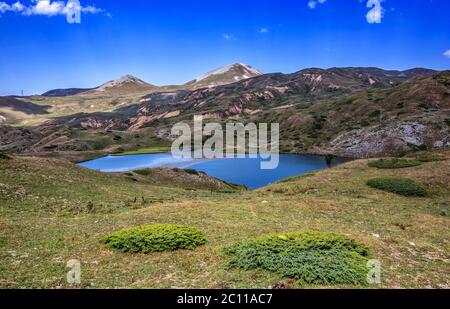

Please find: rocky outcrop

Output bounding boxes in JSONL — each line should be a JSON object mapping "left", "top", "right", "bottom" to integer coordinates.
{"left": 327, "top": 122, "right": 450, "bottom": 157}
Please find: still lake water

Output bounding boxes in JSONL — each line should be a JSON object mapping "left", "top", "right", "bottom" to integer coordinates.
{"left": 78, "top": 153, "right": 347, "bottom": 189}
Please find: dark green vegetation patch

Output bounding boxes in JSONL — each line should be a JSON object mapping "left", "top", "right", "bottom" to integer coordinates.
{"left": 101, "top": 224, "right": 207, "bottom": 253}
{"left": 367, "top": 177, "right": 428, "bottom": 197}
{"left": 133, "top": 169, "right": 151, "bottom": 176}
{"left": 183, "top": 168, "right": 200, "bottom": 175}
{"left": 224, "top": 231, "right": 370, "bottom": 286}
{"left": 0, "top": 152, "right": 12, "bottom": 160}
{"left": 368, "top": 158, "right": 422, "bottom": 169}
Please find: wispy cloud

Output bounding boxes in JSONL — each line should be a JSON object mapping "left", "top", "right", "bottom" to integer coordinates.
{"left": 223, "top": 33, "right": 236, "bottom": 41}
{"left": 444, "top": 49, "right": 450, "bottom": 59}
{"left": 0, "top": 0, "right": 103, "bottom": 17}
{"left": 308, "top": 0, "right": 326, "bottom": 9}
{"left": 366, "top": 0, "right": 384, "bottom": 24}
{"left": 259, "top": 27, "right": 268, "bottom": 34}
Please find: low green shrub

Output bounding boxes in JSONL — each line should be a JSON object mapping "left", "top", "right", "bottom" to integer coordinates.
{"left": 367, "top": 177, "right": 428, "bottom": 197}
{"left": 224, "top": 231, "right": 370, "bottom": 286}
{"left": 183, "top": 168, "right": 200, "bottom": 175}
{"left": 101, "top": 224, "right": 207, "bottom": 253}
{"left": 368, "top": 110, "right": 381, "bottom": 118}
{"left": 368, "top": 158, "right": 422, "bottom": 169}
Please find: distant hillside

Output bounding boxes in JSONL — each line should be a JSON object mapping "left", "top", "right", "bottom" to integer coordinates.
{"left": 117, "top": 67, "right": 437, "bottom": 127}
{"left": 0, "top": 97, "right": 50, "bottom": 114}
{"left": 42, "top": 88, "right": 93, "bottom": 97}
{"left": 40, "top": 64, "right": 263, "bottom": 97}
{"left": 42, "top": 75, "right": 157, "bottom": 97}
{"left": 0, "top": 96, "right": 50, "bottom": 124}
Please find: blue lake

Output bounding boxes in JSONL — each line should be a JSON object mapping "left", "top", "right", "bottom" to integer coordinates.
{"left": 78, "top": 153, "right": 348, "bottom": 189}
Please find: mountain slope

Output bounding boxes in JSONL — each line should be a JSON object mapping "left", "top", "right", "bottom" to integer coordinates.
{"left": 122, "top": 67, "right": 437, "bottom": 126}
{"left": 322, "top": 71, "right": 450, "bottom": 157}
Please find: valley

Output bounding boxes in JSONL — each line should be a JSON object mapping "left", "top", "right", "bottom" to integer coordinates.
{"left": 0, "top": 63, "right": 449, "bottom": 289}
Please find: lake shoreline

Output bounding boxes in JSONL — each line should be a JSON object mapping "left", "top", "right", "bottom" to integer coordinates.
{"left": 78, "top": 153, "right": 350, "bottom": 189}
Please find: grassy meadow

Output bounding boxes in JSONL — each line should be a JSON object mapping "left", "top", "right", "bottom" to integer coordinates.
{"left": 0, "top": 151, "right": 449, "bottom": 288}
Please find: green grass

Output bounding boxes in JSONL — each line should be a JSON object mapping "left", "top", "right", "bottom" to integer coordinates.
{"left": 224, "top": 231, "right": 370, "bottom": 286}
{"left": 277, "top": 171, "right": 318, "bottom": 183}
{"left": 367, "top": 177, "right": 428, "bottom": 197}
{"left": 101, "top": 224, "right": 207, "bottom": 253}
{"left": 112, "top": 146, "right": 171, "bottom": 156}
{"left": 0, "top": 152, "right": 449, "bottom": 288}
{"left": 414, "top": 155, "right": 446, "bottom": 163}
{"left": 133, "top": 169, "right": 151, "bottom": 176}
{"left": 368, "top": 159, "right": 422, "bottom": 169}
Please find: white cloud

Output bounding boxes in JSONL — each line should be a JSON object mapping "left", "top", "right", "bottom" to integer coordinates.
{"left": 444, "top": 49, "right": 450, "bottom": 59}
{"left": 307, "top": 0, "right": 385, "bottom": 24}
{"left": 366, "top": 0, "right": 384, "bottom": 24}
{"left": 0, "top": 0, "right": 103, "bottom": 17}
{"left": 308, "top": 0, "right": 326, "bottom": 9}
{"left": 259, "top": 27, "right": 268, "bottom": 33}
{"left": 0, "top": 1, "right": 24, "bottom": 13}
{"left": 12, "top": 1, "right": 24, "bottom": 11}
{"left": 26, "top": 0, "right": 65, "bottom": 16}
{"left": 223, "top": 33, "right": 236, "bottom": 41}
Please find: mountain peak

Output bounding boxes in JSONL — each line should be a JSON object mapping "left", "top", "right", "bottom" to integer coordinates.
{"left": 95, "top": 75, "right": 153, "bottom": 93}
{"left": 188, "top": 63, "right": 263, "bottom": 89}
{"left": 195, "top": 63, "right": 262, "bottom": 82}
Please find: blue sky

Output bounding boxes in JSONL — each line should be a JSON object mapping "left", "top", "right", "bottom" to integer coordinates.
{"left": 0, "top": 0, "right": 449, "bottom": 95}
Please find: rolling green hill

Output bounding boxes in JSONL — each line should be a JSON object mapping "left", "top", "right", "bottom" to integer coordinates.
{"left": 0, "top": 151, "right": 448, "bottom": 288}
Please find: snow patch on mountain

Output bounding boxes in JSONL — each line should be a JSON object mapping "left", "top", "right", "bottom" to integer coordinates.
{"left": 96, "top": 75, "right": 147, "bottom": 92}
{"left": 194, "top": 63, "right": 262, "bottom": 83}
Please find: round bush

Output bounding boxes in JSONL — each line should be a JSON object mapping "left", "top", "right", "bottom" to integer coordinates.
{"left": 100, "top": 224, "right": 207, "bottom": 253}
{"left": 368, "top": 159, "right": 422, "bottom": 169}
{"left": 224, "top": 231, "right": 370, "bottom": 286}
{"left": 367, "top": 177, "right": 427, "bottom": 197}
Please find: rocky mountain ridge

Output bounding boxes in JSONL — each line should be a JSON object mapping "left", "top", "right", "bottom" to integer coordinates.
{"left": 1, "top": 66, "right": 448, "bottom": 159}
